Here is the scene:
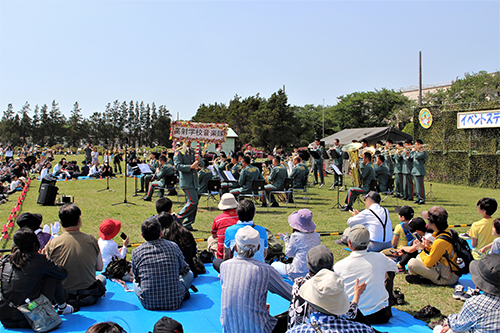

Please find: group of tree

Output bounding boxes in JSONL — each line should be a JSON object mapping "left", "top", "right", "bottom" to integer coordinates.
{"left": 192, "top": 88, "right": 414, "bottom": 151}
{"left": 0, "top": 100, "right": 172, "bottom": 148}
{"left": 2, "top": 71, "right": 497, "bottom": 153}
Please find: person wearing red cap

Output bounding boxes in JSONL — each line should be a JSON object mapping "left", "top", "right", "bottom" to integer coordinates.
{"left": 98, "top": 219, "right": 129, "bottom": 270}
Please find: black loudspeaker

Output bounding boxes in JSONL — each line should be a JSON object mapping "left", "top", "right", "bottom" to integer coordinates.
{"left": 39, "top": 175, "right": 57, "bottom": 192}
{"left": 38, "top": 184, "right": 58, "bottom": 206}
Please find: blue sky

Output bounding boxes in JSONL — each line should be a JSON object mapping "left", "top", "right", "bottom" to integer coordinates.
{"left": 1, "top": 0, "right": 498, "bottom": 119}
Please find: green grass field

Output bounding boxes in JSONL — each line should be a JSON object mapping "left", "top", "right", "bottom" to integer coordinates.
{"left": 1, "top": 162, "right": 498, "bottom": 322}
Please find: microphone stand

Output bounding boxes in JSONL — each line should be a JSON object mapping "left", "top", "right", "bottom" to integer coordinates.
{"left": 112, "top": 144, "right": 136, "bottom": 207}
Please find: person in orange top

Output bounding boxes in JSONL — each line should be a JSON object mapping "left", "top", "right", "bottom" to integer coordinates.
{"left": 405, "top": 206, "right": 459, "bottom": 286}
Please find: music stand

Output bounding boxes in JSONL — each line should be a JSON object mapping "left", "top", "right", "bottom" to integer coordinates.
{"left": 329, "top": 164, "right": 343, "bottom": 190}
{"left": 308, "top": 149, "right": 321, "bottom": 159}
{"left": 132, "top": 164, "right": 150, "bottom": 197}
{"left": 112, "top": 146, "right": 136, "bottom": 207}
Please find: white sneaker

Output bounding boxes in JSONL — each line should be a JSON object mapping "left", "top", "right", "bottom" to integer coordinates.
{"left": 57, "top": 304, "right": 76, "bottom": 315}
{"left": 460, "top": 287, "right": 480, "bottom": 301}
{"left": 453, "top": 285, "right": 464, "bottom": 299}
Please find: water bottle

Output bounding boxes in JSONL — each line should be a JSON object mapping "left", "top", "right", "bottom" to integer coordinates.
{"left": 25, "top": 298, "right": 38, "bottom": 310}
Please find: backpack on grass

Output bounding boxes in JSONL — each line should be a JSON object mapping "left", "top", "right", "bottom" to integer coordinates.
{"left": 437, "top": 229, "right": 473, "bottom": 276}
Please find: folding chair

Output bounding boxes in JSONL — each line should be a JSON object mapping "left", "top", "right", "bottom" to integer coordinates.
{"left": 292, "top": 176, "right": 310, "bottom": 204}
{"left": 199, "top": 179, "right": 221, "bottom": 210}
{"left": 239, "top": 179, "right": 267, "bottom": 211}
{"left": 380, "top": 178, "right": 398, "bottom": 207}
{"left": 270, "top": 178, "right": 295, "bottom": 208}
{"left": 154, "top": 175, "right": 177, "bottom": 200}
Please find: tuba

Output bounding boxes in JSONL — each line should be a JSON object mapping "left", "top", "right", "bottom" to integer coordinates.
{"left": 342, "top": 143, "right": 362, "bottom": 187}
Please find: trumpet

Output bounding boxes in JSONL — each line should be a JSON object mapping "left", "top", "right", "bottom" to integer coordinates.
{"left": 404, "top": 144, "right": 430, "bottom": 151}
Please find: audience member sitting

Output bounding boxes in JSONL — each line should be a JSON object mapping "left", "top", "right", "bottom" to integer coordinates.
{"left": 334, "top": 225, "right": 398, "bottom": 324}
{"left": 0, "top": 228, "right": 74, "bottom": 329}
{"left": 337, "top": 191, "right": 392, "bottom": 252}
{"left": 157, "top": 212, "right": 198, "bottom": 277}
{"left": 155, "top": 197, "right": 182, "bottom": 224}
{"left": 16, "top": 212, "right": 53, "bottom": 250}
{"left": 470, "top": 197, "right": 497, "bottom": 259}
{"left": 45, "top": 204, "right": 107, "bottom": 307}
{"left": 213, "top": 199, "right": 268, "bottom": 272}
{"left": 89, "top": 161, "right": 101, "bottom": 177}
{"left": 436, "top": 253, "right": 500, "bottom": 333}
{"left": 131, "top": 217, "right": 193, "bottom": 310}
{"left": 286, "top": 269, "right": 375, "bottom": 333}
{"left": 220, "top": 226, "right": 292, "bottom": 333}
{"left": 406, "top": 206, "right": 460, "bottom": 286}
{"left": 389, "top": 217, "right": 427, "bottom": 273}
{"left": 40, "top": 162, "right": 51, "bottom": 179}
{"left": 9, "top": 175, "right": 22, "bottom": 192}
{"left": 81, "top": 160, "right": 90, "bottom": 176}
{"left": 272, "top": 209, "right": 321, "bottom": 280}
{"left": 209, "top": 193, "right": 239, "bottom": 259}
{"left": 98, "top": 219, "right": 129, "bottom": 270}
{"left": 287, "top": 245, "right": 372, "bottom": 330}
{"left": 479, "top": 218, "right": 500, "bottom": 255}
{"left": 86, "top": 321, "right": 127, "bottom": 333}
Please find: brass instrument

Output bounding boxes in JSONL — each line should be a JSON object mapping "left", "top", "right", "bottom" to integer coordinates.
{"left": 359, "top": 146, "right": 376, "bottom": 156}
{"left": 342, "top": 143, "right": 362, "bottom": 187}
{"left": 262, "top": 163, "right": 271, "bottom": 184}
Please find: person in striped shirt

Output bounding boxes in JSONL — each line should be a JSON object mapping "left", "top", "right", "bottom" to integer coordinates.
{"left": 220, "top": 226, "right": 292, "bottom": 333}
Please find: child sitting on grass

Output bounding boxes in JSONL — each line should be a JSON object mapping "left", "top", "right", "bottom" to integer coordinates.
{"left": 478, "top": 218, "right": 500, "bottom": 255}
{"left": 470, "top": 197, "right": 497, "bottom": 259}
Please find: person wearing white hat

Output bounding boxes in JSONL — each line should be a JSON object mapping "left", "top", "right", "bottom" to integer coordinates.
{"left": 209, "top": 193, "right": 239, "bottom": 259}
{"left": 220, "top": 226, "right": 292, "bottom": 333}
{"left": 287, "top": 269, "right": 375, "bottom": 333}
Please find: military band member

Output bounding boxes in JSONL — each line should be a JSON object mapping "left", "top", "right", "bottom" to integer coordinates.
{"left": 341, "top": 152, "right": 376, "bottom": 211}
{"left": 230, "top": 156, "right": 263, "bottom": 200}
{"left": 330, "top": 138, "right": 343, "bottom": 186}
{"left": 392, "top": 142, "right": 404, "bottom": 198}
{"left": 198, "top": 159, "right": 214, "bottom": 195}
{"left": 142, "top": 155, "right": 173, "bottom": 201}
{"left": 264, "top": 156, "right": 288, "bottom": 208}
{"left": 174, "top": 144, "right": 203, "bottom": 231}
{"left": 402, "top": 139, "right": 414, "bottom": 201}
{"left": 411, "top": 139, "right": 427, "bottom": 205}
{"left": 359, "top": 139, "right": 368, "bottom": 172}
{"left": 311, "top": 139, "right": 325, "bottom": 188}
{"left": 383, "top": 139, "right": 395, "bottom": 177}
{"left": 217, "top": 152, "right": 229, "bottom": 172}
{"left": 375, "top": 155, "right": 390, "bottom": 192}
{"left": 138, "top": 152, "right": 159, "bottom": 193}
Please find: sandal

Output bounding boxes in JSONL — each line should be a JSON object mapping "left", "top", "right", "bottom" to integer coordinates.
{"left": 393, "top": 287, "right": 405, "bottom": 305}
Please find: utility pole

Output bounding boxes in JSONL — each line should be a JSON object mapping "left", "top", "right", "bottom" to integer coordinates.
{"left": 419, "top": 51, "right": 422, "bottom": 107}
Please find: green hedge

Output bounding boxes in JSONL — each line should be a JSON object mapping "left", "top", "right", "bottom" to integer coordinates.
{"left": 414, "top": 103, "right": 500, "bottom": 188}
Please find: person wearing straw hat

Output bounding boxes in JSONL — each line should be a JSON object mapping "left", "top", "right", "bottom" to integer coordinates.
{"left": 436, "top": 253, "right": 500, "bottom": 333}
{"left": 220, "top": 226, "right": 292, "bottom": 333}
{"left": 334, "top": 225, "right": 398, "bottom": 324}
{"left": 287, "top": 269, "right": 375, "bottom": 333}
{"left": 209, "top": 193, "right": 239, "bottom": 259}
{"left": 272, "top": 209, "right": 321, "bottom": 280}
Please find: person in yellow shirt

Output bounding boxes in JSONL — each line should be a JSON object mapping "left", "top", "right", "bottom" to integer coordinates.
{"left": 470, "top": 197, "right": 497, "bottom": 260}
{"left": 406, "top": 206, "right": 460, "bottom": 286}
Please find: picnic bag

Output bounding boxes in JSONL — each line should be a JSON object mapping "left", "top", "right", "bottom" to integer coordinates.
{"left": 103, "top": 256, "right": 131, "bottom": 279}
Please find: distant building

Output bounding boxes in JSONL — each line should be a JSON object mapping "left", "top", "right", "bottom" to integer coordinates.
{"left": 399, "top": 81, "right": 452, "bottom": 101}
